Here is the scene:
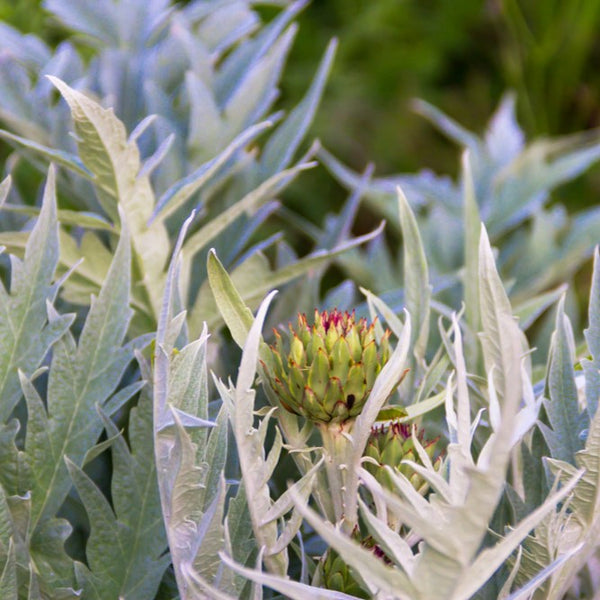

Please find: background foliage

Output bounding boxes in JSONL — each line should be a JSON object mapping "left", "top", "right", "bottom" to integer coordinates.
{"left": 3, "top": 0, "right": 600, "bottom": 214}
{"left": 259, "top": 0, "right": 600, "bottom": 225}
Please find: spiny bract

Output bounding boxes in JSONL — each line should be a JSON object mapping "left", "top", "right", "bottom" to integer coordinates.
{"left": 262, "top": 309, "right": 391, "bottom": 424}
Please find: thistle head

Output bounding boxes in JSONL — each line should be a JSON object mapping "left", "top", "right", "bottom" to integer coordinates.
{"left": 364, "top": 421, "right": 441, "bottom": 494}
{"left": 318, "top": 529, "right": 390, "bottom": 598}
{"left": 262, "top": 309, "right": 391, "bottom": 424}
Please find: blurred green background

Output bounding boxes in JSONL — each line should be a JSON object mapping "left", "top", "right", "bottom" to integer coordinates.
{"left": 2, "top": 0, "right": 600, "bottom": 218}
{"left": 273, "top": 0, "right": 600, "bottom": 224}
{"left": 282, "top": 0, "right": 600, "bottom": 167}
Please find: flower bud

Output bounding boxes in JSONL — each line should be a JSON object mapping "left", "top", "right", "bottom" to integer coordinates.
{"left": 262, "top": 309, "right": 391, "bottom": 424}
{"left": 318, "top": 529, "right": 390, "bottom": 598}
{"left": 364, "top": 421, "right": 441, "bottom": 495}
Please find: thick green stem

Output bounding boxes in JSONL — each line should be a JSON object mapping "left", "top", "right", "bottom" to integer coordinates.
{"left": 319, "top": 421, "right": 356, "bottom": 533}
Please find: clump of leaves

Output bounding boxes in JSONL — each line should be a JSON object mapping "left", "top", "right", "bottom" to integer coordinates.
{"left": 200, "top": 190, "right": 600, "bottom": 599}
{"left": 0, "top": 168, "right": 163, "bottom": 598}
{"left": 2, "top": 161, "right": 600, "bottom": 600}
{"left": 0, "top": 0, "right": 384, "bottom": 343}
{"left": 319, "top": 96, "right": 600, "bottom": 362}
{"left": 1, "top": 4, "right": 600, "bottom": 599}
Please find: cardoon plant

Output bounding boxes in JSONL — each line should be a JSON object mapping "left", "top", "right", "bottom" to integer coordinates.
{"left": 260, "top": 307, "right": 408, "bottom": 532}
{"left": 2, "top": 2, "right": 600, "bottom": 599}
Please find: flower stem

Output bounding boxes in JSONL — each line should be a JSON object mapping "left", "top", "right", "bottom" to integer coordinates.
{"left": 319, "top": 422, "right": 355, "bottom": 532}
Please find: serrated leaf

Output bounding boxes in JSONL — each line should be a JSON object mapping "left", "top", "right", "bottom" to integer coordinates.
{"left": 288, "top": 490, "right": 416, "bottom": 598}
{"left": 452, "top": 470, "right": 583, "bottom": 599}
{"left": 154, "top": 215, "right": 228, "bottom": 598}
{"left": 514, "top": 399, "right": 600, "bottom": 598}
{"left": 541, "top": 295, "right": 588, "bottom": 463}
{"left": 25, "top": 219, "right": 133, "bottom": 530}
{"left": 157, "top": 403, "right": 217, "bottom": 595}
{"left": 0, "top": 167, "right": 72, "bottom": 423}
{"left": 558, "top": 394, "right": 600, "bottom": 524}
{"left": 68, "top": 387, "right": 168, "bottom": 599}
{"left": 348, "top": 256, "right": 539, "bottom": 598}
{"left": 216, "top": 291, "right": 288, "bottom": 576}
{"left": 49, "top": 76, "right": 169, "bottom": 320}
{"left": 67, "top": 456, "right": 166, "bottom": 600}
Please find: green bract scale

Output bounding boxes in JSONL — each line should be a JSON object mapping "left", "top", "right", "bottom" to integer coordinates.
{"left": 262, "top": 309, "right": 391, "bottom": 424}
{"left": 318, "top": 530, "right": 391, "bottom": 598}
{"left": 364, "top": 421, "right": 441, "bottom": 494}
{"left": 319, "top": 547, "right": 369, "bottom": 599}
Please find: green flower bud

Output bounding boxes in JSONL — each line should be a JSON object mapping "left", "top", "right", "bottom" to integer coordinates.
{"left": 262, "top": 309, "right": 391, "bottom": 424}
{"left": 364, "top": 421, "right": 441, "bottom": 495}
{"left": 318, "top": 529, "right": 391, "bottom": 598}
{"left": 320, "top": 548, "right": 368, "bottom": 599}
